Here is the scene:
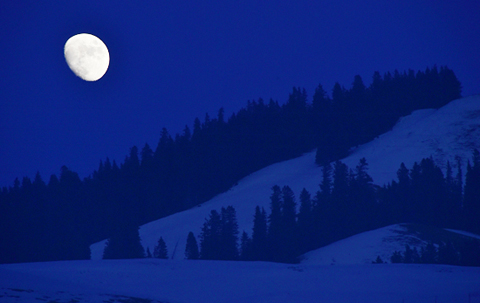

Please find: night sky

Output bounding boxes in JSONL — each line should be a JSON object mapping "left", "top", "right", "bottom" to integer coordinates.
{"left": 1, "top": 0, "right": 479, "bottom": 187}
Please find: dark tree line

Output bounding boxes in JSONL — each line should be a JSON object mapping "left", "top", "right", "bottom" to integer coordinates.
{"left": 186, "top": 150, "right": 480, "bottom": 265}
{"left": 314, "top": 65, "right": 462, "bottom": 164}
{"left": 0, "top": 66, "right": 462, "bottom": 263}
{"left": 389, "top": 241, "right": 480, "bottom": 267}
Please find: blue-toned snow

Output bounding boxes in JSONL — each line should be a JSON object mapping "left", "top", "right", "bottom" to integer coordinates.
{"left": 1, "top": 258, "right": 480, "bottom": 302}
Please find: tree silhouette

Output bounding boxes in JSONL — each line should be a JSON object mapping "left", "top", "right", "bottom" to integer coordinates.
{"left": 185, "top": 232, "right": 199, "bottom": 260}
{"left": 154, "top": 237, "right": 168, "bottom": 259}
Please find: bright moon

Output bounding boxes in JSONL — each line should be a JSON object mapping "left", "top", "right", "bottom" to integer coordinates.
{"left": 64, "top": 33, "right": 110, "bottom": 81}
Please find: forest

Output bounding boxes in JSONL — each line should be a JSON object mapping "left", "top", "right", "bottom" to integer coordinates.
{"left": 179, "top": 153, "right": 480, "bottom": 265}
{"left": 103, "top": 152, "right": 480, "bottom": 266}
{"left": 0, "top": 65, "right": 467, "bottom": 264}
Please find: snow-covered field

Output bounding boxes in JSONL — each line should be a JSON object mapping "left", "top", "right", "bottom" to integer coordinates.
{"left": 91, "top": 95, "right": 480, "bottom": 261}
{"left": 1, "top": 258, "right": 480, "bottom": 303}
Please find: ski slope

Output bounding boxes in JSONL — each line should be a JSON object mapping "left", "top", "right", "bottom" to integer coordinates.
{"left": 91, "top": 95, "right": 480, "bottom": 261}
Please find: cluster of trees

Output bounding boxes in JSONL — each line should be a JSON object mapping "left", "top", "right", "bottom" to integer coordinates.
{"left": 380, "top": 150, "right": 480, "bottom": 234}
{"left": 0, "top": 66, "right": 463, "bottom": 263}
{"left": 103, "top": 227, "right": 169, "bottom": 260}
{"left": 314, "top": 65, "right": 462, "bottom": 164}
{"left": 77, "top": 149, "right": 479, "bottom": 265}
{"left": 187, "top": 151, "right": 479, "bottom": 265}
{"left": 388, "top": 241, "right": 480, "bottom": 267}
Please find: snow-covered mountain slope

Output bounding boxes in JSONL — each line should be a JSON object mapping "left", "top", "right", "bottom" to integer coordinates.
{"left": 91, "top": 95, "right": 480, "bottom": 260}
{"left": 1, "top": 259, "right": 480, "bottom": 303}
{"left": 342, "top": 94, "right": 480, "bottom": 185}
{"left": 301, "top": 223, "right": 480, "bottom": 265}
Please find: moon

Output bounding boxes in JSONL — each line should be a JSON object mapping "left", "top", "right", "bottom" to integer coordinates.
{"left": 64, "top": 33, "right": 110, "bottom": 81}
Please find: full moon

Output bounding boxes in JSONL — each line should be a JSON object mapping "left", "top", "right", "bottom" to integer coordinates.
{"left": 64, "top": 33, "right": 110, "bottom": 81}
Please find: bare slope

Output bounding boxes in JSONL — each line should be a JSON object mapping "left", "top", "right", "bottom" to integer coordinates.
{"left": 91, "top": 95, "right": 480, "bottom": 260}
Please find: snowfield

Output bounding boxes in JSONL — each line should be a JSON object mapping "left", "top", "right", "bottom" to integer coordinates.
{"left": 1, "top": 258, "right": 480, "bottom": 303}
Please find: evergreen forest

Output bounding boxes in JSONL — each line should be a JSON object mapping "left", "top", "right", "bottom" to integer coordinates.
{"left": 183, "top": 153, "right": 480, "bottom": 265}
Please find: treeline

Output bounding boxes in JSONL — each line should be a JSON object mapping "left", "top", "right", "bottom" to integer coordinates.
{"left": 0, "top": 66, "right": 462, "bottom": 263}
{"left": 314, "top": 65, "right": 462, "bottom": 163}
{"left": 183, "top": 151, "right": 479, "bottom": 264}
{"left": 387, "top": 241, "right": 480, "bottom": 267}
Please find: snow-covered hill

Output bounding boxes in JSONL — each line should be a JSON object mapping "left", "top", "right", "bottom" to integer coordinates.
{"left": 91, "top": 95, "right": 480, "bottom": 260}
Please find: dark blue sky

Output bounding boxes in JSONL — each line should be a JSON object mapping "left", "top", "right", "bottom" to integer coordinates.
{"left": 1, "top": 0, "right": 479, "bottom": 187}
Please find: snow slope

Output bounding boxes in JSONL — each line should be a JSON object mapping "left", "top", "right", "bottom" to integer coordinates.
{"left": 1, "top": 259, "right": 480, "bottom": 303}
{"left": 301, "top": 224, "right": 424, "bottom": 265}
{"left": 91, "top": 95, "right": 480, "bottom": 260}
{"left": 301, "top": 223, "right": 480, "bottom": 265}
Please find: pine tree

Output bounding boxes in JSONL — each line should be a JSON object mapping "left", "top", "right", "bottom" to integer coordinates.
{"left": 103, "top": 225, "right": 145, "bottom": 259}
{"left": 220, "top": 206, "right": 239, "bottom": 260}
{"left": 251, "top": 206, "right": 268, "bottom": 261}
{"left": 421, "top": 242, "right": 437, "bottom": 264}
{"left": 297, "top": 188, "right": 313, "bottom": 253}
{"left": 199, "top": 210, "right": 222, "bottom": 260}
{"left": 390, "top": 251, "right": 403, "bottom": 263}
{"left": 464, "top": 149, "right": 480, "bottom": 233}
{"left": 281, "top": 186, "right": 298, "bottom": 263}
{"left": 154, "top": 237, "right": 168, "bottom": 259}
{"left": 350, "top": 158, "right": 376, "bottom": 230}
{"left": 438, "top": 241, "right": 459, "bottom": 265}
{"left": 185, "top": 232, "right": 199, "bottom": 260}
{"left": 239, "top": 231, "right": 252, "bottom": 261}
{"left": 373, "top": 255, "right": 384, "bottom": 264}
{"left": 268, "top": 185, "right": 283, "bottom": 261}
{"left": 319, "top": 163, "right": 332, "bottom": 198}
{"left": 403, "top": 245, "right": 414, "bottom": 263}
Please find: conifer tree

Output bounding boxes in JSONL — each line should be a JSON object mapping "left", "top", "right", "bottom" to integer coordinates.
{"left": 281, "top": 186, "right": 298, "bottom": 263}
{"left": 297, "top": 188, "right": 313, "bottom": 253}
{"left": 220, "top": 206, "right": 239, "bottom": 260}
{"left": 199, "top": 210, "right": 222, "bottom": 260}
{"left": 154, "top": 237, "right": 168, "bottom": 259}
{"left": 103, "top": 225, "right": 145, "bottom": 259}
{"left": 319, "top": 163, "right": 332, "bottom": 198}
{"left": 251, "top": 206, "right": 268, "bottom": 261}
{"left": 239, "top": 231, "right": 252, "bottom": 261}
{"left": 464, "top": 149, "right": 480, "bottom": 233}
{"left": 421, "top": 242, "right": 437, "bottom": 264}
{"left": 390, "top": 251, "right": 403, "bottom": 263}
{"left": 185, "top": 232, "right": 199, "bottom": 260}
{"left": 268, "top": 185, "right": 283, "bottom": 261}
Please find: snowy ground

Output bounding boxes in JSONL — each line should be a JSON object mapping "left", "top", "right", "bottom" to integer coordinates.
{"left": 91, "top": 95, "right": 480, "bottom": 261}
{"left": 1, "top": 258, "right": 480, "bottom": 303}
